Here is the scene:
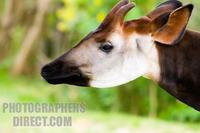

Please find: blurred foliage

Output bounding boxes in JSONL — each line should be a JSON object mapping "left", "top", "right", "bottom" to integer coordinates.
{"left": 57, "top": 0, "right": 106, "bottom": 33}
{"left": 56, "top": 0, "right": 146, "bottom": 35}
{"left": 0, "top": 0, "right": 200, "bottom": 125}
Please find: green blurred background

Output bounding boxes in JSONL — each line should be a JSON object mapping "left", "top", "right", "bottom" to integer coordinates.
{"left": 0, "top": 0, "right": 200, "bottom": 132}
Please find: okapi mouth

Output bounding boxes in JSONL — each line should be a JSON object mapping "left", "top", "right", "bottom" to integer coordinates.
{"left": 41, "top": 64, "right": 90, "bottom": 87}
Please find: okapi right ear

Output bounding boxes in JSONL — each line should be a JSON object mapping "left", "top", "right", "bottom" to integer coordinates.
{"left": 147, "top": 0, "right": 182, "bottom": 19}
{"left": 151, "top": 4, "right": 194, "bottom": 45}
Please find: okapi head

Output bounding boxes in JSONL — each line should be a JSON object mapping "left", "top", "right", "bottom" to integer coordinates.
{"left": 41, "top": 0, "right": 193, "bottom": 88}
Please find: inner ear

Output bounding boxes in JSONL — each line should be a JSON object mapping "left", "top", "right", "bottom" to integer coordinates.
{"left": 150, "top": 12, "right": 171, "bottom": 32}
{"left": 151, "top": 4, "right": 193, "bottom": 45}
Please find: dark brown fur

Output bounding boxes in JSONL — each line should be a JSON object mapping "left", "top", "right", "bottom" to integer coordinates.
{"left": 156, "top": 30, "right": 200, "bottom": 111}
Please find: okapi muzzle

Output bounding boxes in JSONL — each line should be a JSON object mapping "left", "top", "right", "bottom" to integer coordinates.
{"left": 41, "top": 0, "right": 200, "bottom": 111}
{"left": 41, "top": 52, "right": 90, "bottom": 86}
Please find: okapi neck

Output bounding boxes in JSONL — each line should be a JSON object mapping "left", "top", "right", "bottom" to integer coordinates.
{"left": 156, "top": 30, "right": 200, "bottom": 111}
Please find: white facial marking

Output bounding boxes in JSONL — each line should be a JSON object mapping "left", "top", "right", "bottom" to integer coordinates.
{"left": 135, "top": 35, "right": 161, "bottom": 82}
{"left": 88, "top": 32, "right": 160, "bottom": 88}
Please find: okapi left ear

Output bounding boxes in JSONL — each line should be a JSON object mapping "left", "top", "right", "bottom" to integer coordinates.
{"left": 151, "top": 4, "right": 193, "bottom": 45}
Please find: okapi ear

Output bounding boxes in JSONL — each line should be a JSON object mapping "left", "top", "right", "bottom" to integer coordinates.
{"left": 152, "top": 4, "right": 193, "bottom": 45}
{"left": 147, "top": 0, "right": 182, "bottom": 20}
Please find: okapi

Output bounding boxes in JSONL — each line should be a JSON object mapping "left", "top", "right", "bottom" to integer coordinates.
{"left": 41, "top": 0, "right": 200, "bottom": 111}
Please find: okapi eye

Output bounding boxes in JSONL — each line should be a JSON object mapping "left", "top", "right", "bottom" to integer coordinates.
{"left": 99, "top": 42, "right": 113, "bottom": 53}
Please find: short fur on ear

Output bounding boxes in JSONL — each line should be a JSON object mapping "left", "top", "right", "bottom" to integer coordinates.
{"left": 151, "top": 4, "right": 194, "bottom": 45}
{"left": 147, "top": 0, "right": 182, "bottom": 19}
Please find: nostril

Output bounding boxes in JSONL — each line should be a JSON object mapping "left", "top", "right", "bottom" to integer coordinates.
{"left": 41, "top": 61, "right": 63, "bottom": 78}
{"left": 42, "top": 65, "right": 51, "bottom": 72}
{"left": 41, "top": 65, "right": 52, "bottom": 77}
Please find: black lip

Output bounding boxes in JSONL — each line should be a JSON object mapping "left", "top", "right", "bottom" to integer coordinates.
{"left": 41, "top": 61, "right": 90, "bottom": 87}
{"left": 42, "top": 72, "right": 90, "bottom": 87}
